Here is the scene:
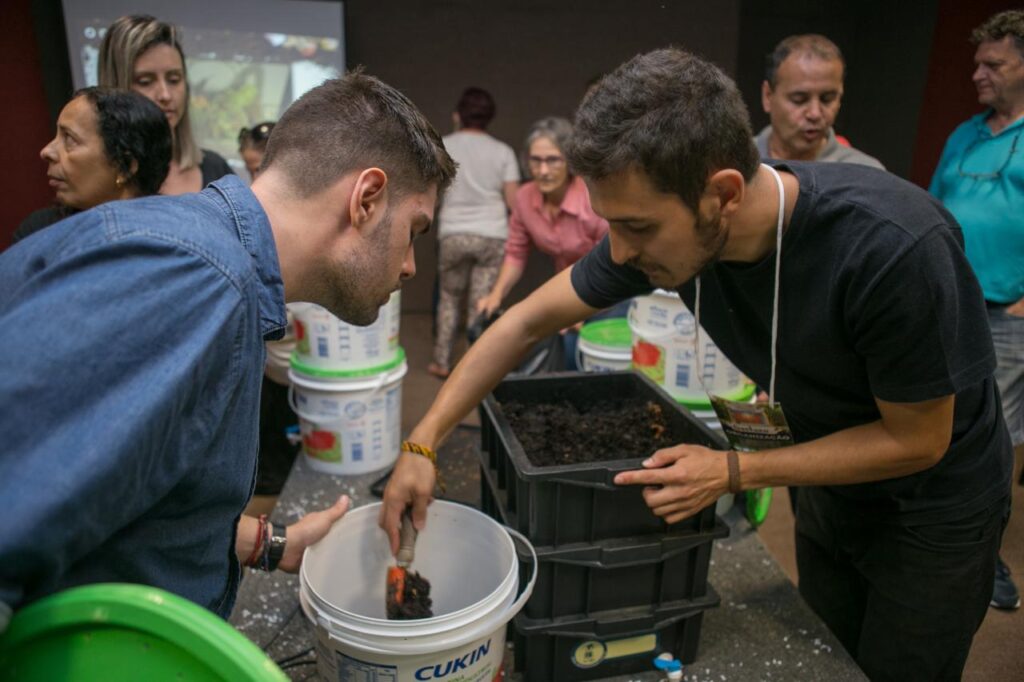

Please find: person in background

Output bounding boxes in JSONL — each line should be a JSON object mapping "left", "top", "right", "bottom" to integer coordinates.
{"left": 99, "top": 15, "right": 233, "bottom": 194}
{"left": 383, "top": 48, "right": 1011, "bottom": 680}
{"left": 428, "top": 87, "right": 519, "bottom": 378}
{"left": 238, "top": 122, "right": 275, "bottom": 181}
{"left": 14, "top": 88, "right": 171, "bottom": 244}
{"left": 0, "top": 71, "right": 455, "bottom": 631}
{"left": 237, "top": 119, "right": 299, "bottom": 518}
{"left": 930, "top": 8, "right": 1024, "bottom": 611}
{"left": 475, "top": 117, "right": 612, "bottom": 369}
{"left": 757, "top": 34, "right": 884, "bottom": 168}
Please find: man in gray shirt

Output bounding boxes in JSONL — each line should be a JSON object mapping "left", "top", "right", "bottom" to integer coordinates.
{"left": 756, "top": 34, "right": 884, "bottom": 169}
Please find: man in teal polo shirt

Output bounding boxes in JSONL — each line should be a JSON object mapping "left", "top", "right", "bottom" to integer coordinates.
{"left": 930, "top": 8, "right": 1024, "bottom": 611}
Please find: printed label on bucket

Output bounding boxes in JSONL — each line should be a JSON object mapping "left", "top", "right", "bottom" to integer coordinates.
{"left": 321, "top": 635, "right": 502, "bottom": 682}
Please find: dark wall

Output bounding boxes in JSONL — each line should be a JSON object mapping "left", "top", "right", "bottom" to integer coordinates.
{"left": 345, "top": 0, "right": 741, "bottom": 312}
{"left": 1, "top": 0, "right": 67, "bottom": 247}
{"left": 737, "top": 0, "right": 939, "bottom": 181}
{"left": 910, "top": 0, "right": 1020, "bottom": 187}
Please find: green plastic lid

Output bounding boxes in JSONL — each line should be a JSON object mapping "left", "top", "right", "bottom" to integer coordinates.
{"left": 579, "top": 318, "right": 632, "bottom": 349}
{"left": 676, "top": 382, "right": 756, "bottom": 411}
{"left": 0, "top": 584, "right": 287, "bottom": 682}
{"left": 291, "top": 346, "right": 406, "bottom": 379}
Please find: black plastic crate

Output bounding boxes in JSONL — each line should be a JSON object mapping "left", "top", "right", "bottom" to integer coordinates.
{"left": 513, "top": 592, "right": 719, "bottom": 681}
{"left": 480, "top": 372, "right": 728, "bottom": 545}
{"left": 481, "top": 458, "right": 729, "bottom": 620}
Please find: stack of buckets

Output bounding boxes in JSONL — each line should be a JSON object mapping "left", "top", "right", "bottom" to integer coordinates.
{"left": 287, "top": 292, "right": 407, "bottom": 475}
{"left": 578, "top": 291, "right": 755, "bottom": 428}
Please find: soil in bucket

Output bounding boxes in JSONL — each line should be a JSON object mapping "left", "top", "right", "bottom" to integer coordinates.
{"left": 502, "top": 399, "right": 672, "bottom": 466}
{"left": 386, "top": 570, "right": 434, "bottom": 620}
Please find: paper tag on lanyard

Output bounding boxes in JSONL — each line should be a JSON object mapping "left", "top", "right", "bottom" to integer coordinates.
{"left": 697, "top": 165, "right": 794, "bottom": 452}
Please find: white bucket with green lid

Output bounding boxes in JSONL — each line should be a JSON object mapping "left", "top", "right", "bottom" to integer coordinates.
{"left": 578, "top": 317, "right": 632, "bottom": 372}
{"left": 288, "top": 349, "right": 406, "bottom": 475}
{"left": 629, "top": 290, "right": 754, "bottom": 409}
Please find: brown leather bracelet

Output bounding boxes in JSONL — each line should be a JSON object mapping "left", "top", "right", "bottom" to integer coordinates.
{"left": 727, "top": 450, "right": 741, "bottom": 494}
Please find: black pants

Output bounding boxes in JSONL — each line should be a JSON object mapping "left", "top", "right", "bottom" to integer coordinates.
{"left": 795, "top": 487, "right": 1008, "bottom": 682}
{"left": 255, "top": 377, "right": 300, "bottom": 496}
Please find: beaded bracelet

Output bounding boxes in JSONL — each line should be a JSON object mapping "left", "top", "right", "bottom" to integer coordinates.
{"left": 401, "top": 440, "right": 446, "bottom": 493}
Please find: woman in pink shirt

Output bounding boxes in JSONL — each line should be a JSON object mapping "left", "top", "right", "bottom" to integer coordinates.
{"left": 477, "top": 117, "right": 609, "bottom": 317}
{"left": 476, "top": 117, "right": 616, "bottom": 370}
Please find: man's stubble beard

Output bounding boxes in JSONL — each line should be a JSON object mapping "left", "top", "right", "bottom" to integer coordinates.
{"left": 312, "top": 209, "right": 394, "bottom": 327}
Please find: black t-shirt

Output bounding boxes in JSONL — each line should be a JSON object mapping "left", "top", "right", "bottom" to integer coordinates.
{"left": 199, "top": 149, "right": 235, "bottom": 187}
{"left": 571, "top": 161, "right": 1013, "bottom": 524}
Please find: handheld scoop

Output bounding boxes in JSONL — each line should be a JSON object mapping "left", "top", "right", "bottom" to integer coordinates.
{"left": 385, "top": 512, "right": 433, "bottom": 619}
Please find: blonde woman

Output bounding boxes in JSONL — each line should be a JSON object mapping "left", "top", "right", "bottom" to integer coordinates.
{"left": 99, "top": 15, "right": 233, "bottom": 195}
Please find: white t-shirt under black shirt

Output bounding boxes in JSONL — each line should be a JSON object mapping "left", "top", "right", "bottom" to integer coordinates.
{"left": 437, "top": 130, "right": 520, "bottom": 241}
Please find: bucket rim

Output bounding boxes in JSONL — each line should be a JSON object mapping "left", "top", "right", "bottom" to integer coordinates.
{"left": 579, "top": 317, "right": 632, "bottom": 348}
{"left": 300, "top": 507, "right": 538, "bottom": 657}
{"left": 676, "top": 382, "right": 756, "bottom": 409}
{"left": 290, "top": 347, "right": 406, "bottom": 380}
{"left": 300, "top": 501, "right": 520, "bottom": 633}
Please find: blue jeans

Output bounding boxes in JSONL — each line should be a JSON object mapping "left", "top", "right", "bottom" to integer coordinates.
{"left": 989, "top": 307, "right": 1024, "bottom": 446}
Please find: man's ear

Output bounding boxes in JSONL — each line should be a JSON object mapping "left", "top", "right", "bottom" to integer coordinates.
{"left": 349, "top": 168, "right": 389, "bottom": 231}
{"left": 761, "top": 80, "right": 773, "bottom": 114}
{"left": 704, "top": 169, "right": 745, "bottom": 219}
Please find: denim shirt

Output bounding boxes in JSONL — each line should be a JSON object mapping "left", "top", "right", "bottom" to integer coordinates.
{"left": 0, "top": 176, "right": 286, "bottom": 621}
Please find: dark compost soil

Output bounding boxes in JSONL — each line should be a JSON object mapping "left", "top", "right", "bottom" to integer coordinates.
{"left": 502, "top": 399, "right": 671, "bottom": 466}
{"left": 386, "top": 570, "right": 433, "bottom": 620}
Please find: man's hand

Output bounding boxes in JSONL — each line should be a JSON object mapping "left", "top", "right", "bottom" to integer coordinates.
{"left": 613, "top": 444, "right": 730, "bottom": 524}
{"left": 1007, "top": 297, "right": 1024, "bottom": 317}
{"left": 278, "top": 494, "right": 351, "bottom": 573}
{"left": 379, "top": 452, "right": 436, "bottom": 555}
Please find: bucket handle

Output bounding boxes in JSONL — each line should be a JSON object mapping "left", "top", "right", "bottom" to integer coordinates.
{"left": 286, "top": 369, "right": 392, "bottom": 423}
{"left": 311, "top": 524, "right": 539, "bottom": 657}
{"left": 287, "top": 385, "right": 322, "bottom": 423}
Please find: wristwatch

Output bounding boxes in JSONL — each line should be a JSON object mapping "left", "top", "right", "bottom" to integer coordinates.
{"left": 267, "top": 522, "right": 287, "bottom": 572}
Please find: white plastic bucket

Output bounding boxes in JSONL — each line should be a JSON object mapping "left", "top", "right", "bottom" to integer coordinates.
{"left": 577, "top": 317, "right": 632, "bottom": 372}
{"left": 288, "top": 351, "right": 407, "bottom": 475}
{"left": 300, "top": 501, "right": 537, "bottom": 682}
{"left": 291, "top": 292, "right": 401, "bottom": 372}
{"left": 629, "top": 290, "right": 753, "bottom": 408}
{"left": 264, "top": 307, "right": 297, "bottom": 386}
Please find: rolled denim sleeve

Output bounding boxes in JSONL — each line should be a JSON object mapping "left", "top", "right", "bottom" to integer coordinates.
{"left": 0, "top": 234, "right": 247, "bottom": 610}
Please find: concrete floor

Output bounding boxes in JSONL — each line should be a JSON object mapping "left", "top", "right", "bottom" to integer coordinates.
{"left": 398, "top": 311, "right": 1024, "bottom": 679}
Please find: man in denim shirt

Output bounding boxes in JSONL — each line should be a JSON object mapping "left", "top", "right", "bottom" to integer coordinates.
{"left": 0, "top": 71, "right": 455, "bottom": 628}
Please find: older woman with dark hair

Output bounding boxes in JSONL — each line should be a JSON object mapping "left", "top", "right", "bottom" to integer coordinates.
{"left": 14, "top": 87, "right": 172, "bottom": 243}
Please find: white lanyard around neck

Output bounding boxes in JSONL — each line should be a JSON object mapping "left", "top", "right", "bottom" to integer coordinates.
{"left": 694, "top": 164, "right": 786, "bottom": 406}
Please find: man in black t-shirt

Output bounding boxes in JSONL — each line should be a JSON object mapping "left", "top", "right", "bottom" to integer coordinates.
{"left": 382, "top": 49, "right": 1013, "bottom": 680}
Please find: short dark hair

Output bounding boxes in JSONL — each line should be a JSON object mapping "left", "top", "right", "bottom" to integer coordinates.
{"left": 262, "top": 69, "right": 456, "bottom": 200}
{"left": 74, "top": 86, "right": 172, "bottom": 196}
{"left": 456, "top": 87, "right": 496, "bottom": 129}
{"left": 570, "top": 48, "right": 759, "bottom": 213}
{"left": 971, "top": 9, "right": 1024, "bottom": 57}
{"left": 238, "top": 121, "right": 275, "bottom": 153}
{"left": 764, "top": 34, "right": 844, "bottom": 88}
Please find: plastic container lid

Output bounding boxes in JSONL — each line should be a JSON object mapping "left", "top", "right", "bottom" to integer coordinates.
{"left": 579, "top": 318, "right": 632, "bottom": 349}
{"left": 290, "top": 346, "right": 406, "bottom": 379}
{"left": 0, "top": 583, "right": 286, "bottom": 681}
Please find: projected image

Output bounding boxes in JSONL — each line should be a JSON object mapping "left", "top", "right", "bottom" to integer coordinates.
{"left": 62, "top": 1, "right": 345, "bottom": 175}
